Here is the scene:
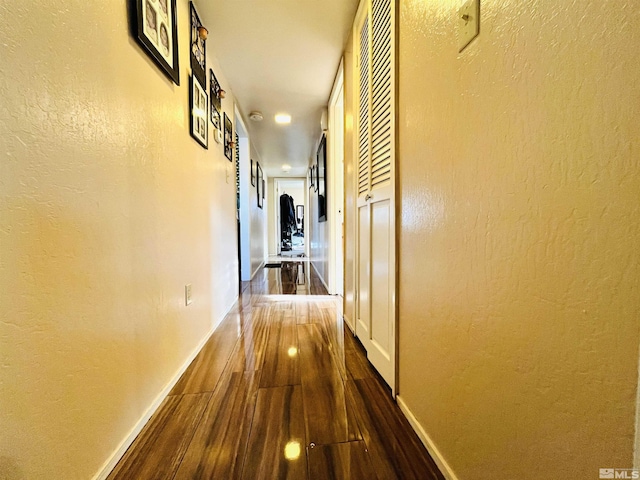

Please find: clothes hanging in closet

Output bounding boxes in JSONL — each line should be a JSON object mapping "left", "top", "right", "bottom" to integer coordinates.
{"left": 280, "top": 193, "right": 296, "bottom": 234}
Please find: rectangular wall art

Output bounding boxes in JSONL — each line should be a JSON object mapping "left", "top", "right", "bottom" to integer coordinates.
{"left": 210, "top": 69, "right": 221, "bottom": 130}
{"left": 133, "top": 0, "right": 180, "bottom": 84}
{"left": 224, "top": 113, "right": 233, "bottom": 160}
{"left": 257, "top": 163, "right": 263, "bottom": 209}
{"left": 190, "top": 2, "right": 206, "bottom": 87}
{"left": 190, "top": 75, "right": 208, "bottom": 148}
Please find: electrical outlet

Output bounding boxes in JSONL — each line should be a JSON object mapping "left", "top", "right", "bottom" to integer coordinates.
{"left": 185, "top": 284, "right": 192, "bottom": 306}
{"left": 458, "top": 0, "right": 480, "bottom": 52}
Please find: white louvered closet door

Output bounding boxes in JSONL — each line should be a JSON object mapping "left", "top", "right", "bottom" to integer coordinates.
{"left": 354, "top": 0, "right": 396, "bottom": 393}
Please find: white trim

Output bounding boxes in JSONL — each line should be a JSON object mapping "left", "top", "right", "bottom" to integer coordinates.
{"left": 235, "top": 106, "right": 252, "bottom": 282}
{"left": 327, "top": 59, "right": 345, "bottom": 297}
{"left": 92, "top": 309, "right": 233, "bottom": 480}
{"left": 343, "top": 313, "right": 354, "bottom": 332}
{"left": 251, "top": 260, "right": 265, "bottom": 280}
{"left": 634, "top": 340, "right": 640, "bottom": 468}
{"left": 310, "top": 261, "right": 330, "bottom": 293}
{"left": 396, "top": 396, "right": 459, "bottom": 480}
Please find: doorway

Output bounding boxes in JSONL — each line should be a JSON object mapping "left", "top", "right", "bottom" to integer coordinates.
{"left": 274, "top": 179, "right": 307, "bottom": 259}
{"left": 235, "top": 108, "right": 251, "bottom": 288}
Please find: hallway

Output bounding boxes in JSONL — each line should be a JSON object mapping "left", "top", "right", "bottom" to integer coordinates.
{"left": 107, "top": 267, "right": 443, "bottom": 479}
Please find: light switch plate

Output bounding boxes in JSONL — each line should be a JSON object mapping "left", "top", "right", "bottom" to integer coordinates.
{"left": 185, "top": 284, "right": 192, "bottom": 306}
{"left": 458, "top": 0, "right": 479, "bottom": 52}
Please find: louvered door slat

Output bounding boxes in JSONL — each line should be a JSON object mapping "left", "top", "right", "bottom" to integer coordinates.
{"left": 369, "top": 0, "right": 392, "bottom": 190}
{"left": 357, "top": 14, "right": 371, "bottom": 196}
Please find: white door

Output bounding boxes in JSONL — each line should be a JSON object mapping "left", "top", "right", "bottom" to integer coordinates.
{"left": 330, "top": 77, "right": 345, "bottom": 297}
{"left": 354, "top": 0, "right": 396, "bottom": 392}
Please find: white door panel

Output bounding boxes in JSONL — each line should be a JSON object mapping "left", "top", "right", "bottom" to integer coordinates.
{"left": 356, "top": 203, "right": 371, "bottom": 341}
{"left": 369, "top": 198, "right": 392, "bottom": 383}
{"left": 353, "top": 0, "right": 396, "bottom": 394}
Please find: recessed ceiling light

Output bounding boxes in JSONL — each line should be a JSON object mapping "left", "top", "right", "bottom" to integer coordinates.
{"left": 275, "top": 114, "right": 291, "bottom": 124}
{"left": 282, "top": 164, "right": 292, "bottom": 172}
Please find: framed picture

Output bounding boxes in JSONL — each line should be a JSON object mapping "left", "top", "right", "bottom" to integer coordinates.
{"left": 190, "top": 75, "right": 208, "bottom": 148}
{"left": 317, "top": 135, "right": 327, "bottom": 222}
{"left": 209, "top": 70, "right": 220, "bottom": 130}
{"left": 209, "top": 69, "right": 221, "bottom": 129}
{"left": 313, "top": 165, "right": 318, "bottom": 192}
{"left": 309, "top": 165, "right": 315, "bottom": 188}
{"left": 262, "top": 179, "right": 266, "bottom": 200}
{"left": 251, "top": 159, "right": 256, "bottom": 186}
{"left": 132, "top": 0, "right": 180, "bottom": 85}
{"left": 257, "top": 162, "right": 263, "bottom": 209}
{"left": 190, "top": 2, "right": 206, "bottom": 88}
{"left": 224, "top": 113, "right": 233, "bottom": 160}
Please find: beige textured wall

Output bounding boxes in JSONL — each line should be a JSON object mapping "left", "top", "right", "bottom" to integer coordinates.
{"left": 249, "top": 146, "right": 266, "bottom": 276}
{"left": 0, "top": 1, "right": 244, "bottom": 478}
{"left": 309, "top": 145, "right": 330, "bottom": 285}
{"left": 398, "top": 1, "right": 640, "bottom": 478}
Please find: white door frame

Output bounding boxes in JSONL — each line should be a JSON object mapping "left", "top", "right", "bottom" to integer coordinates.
{"left": 274, "top": 178, "right": 308, "bottom": 258}
{"left": 235, "top": 106, "right": 252, "bottom": 281}
{"left": 328, "top": 60, "right": 345, "bottom": 297}
{"left": 352, "top": 0, "right": 397, "bottom": 395}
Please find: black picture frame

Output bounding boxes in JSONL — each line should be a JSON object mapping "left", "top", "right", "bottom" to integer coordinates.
{"left": 262, "top": 179, "right": 266, "bottom": 200}
{"left": 189, "top": 75, "right": 208, "bottom": 148}
{"left": 313, "top": 165, "right": 318, "bottom": 192}
{"left": 132, "top": 0, "right": 180, "bottom": 85}
{"left": 257, "top": 163, "right": 263, "bottom": 209}
{"left": 209, "top": 69, "right": 221, "bottom": 129}
{"left": 308, "top": 166, "right": 314, "bottom": 188}
{"left": 317, "top": 135, "right": 327, "bottom": 222}
{"left": 224, "top": 113, "right": 233, "bottom": 160}
{"left": 251, "top": 159, "right": 256, "bottom": 186}
{"left": 190, "top": 2, "right": 206, "bottom": 88}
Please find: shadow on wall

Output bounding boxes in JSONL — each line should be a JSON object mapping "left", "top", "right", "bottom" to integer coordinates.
{"left": 0, "top": 456, "right": 24, "bottom": 480}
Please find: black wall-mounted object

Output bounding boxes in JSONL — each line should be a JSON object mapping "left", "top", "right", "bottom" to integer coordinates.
{"left": 257, "top": 163, "right": 263, "bottom": 209}
{"left": 224, "top": 113, "right": 233, "bottom": 161}
{"left": 317, "top": 135, "right": 327, "bottom": 222}
{"left": 190, "top": 2, "right": 206, "bottom": 88}
{"left": 210, "top": 69, "right": 221, "bottom": 129}
{"left": 189, "top": 75, "right": 208, "bottom": 148}
{"left": 132, "top": 0, "right": 180, "bottom": 85}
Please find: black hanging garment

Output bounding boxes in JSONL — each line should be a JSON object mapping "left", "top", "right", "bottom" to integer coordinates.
{"left": 280, "top": 193, "right": 296, "bottom": 251}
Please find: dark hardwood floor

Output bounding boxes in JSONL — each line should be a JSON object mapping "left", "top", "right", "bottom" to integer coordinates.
{"left": 108, "top": 266, "right": 443, "bottom": 480}
{"left": 252, "top": 260, "right": 329, "bottom": 295}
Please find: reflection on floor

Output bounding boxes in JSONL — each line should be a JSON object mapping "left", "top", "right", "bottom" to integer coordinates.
{"left": 252, "top": 261, "right": 328, "bottom": 295}
{"left": 108, "top": 271, "right": 444, "bottom": 480}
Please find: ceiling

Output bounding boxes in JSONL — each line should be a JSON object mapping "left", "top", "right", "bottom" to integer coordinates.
{"left": 199, "top": 0, "right": 359, "bottom": 178}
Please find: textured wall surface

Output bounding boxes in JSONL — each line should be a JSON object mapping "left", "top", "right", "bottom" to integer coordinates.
{"left": 249, "top": 145, "right": 267, "bottom": 276}
{"left": 309, "top": 150, "right": 330, "bottom": 286}
{"left": 398, "top": 1, "right": 640, "bottom": 478}
{"left": 0, "top": 1, "right": 243, "bottom": 478}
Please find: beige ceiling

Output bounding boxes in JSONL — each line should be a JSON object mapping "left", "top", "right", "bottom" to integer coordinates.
{"left": 199, "top": 0, "right": 359, "bottom": 178}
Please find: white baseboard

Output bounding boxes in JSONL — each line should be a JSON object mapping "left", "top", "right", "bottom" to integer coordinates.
{"left": 634, "top": 342, "right": 640, "bottom": 469}
{"left": 92, "top": 325, "right": 217, "bottom": 480}
{"left": 310, "top": 261, "right": 331, "bottom": 293}
{"left": 343, "top": 313, "right": 354, "bottom": 333}
{"left": 396, "top": 395, "right": 459, "bottom": 480}
{"left": 251, "top": 260, "right": 265, "bottom": 280}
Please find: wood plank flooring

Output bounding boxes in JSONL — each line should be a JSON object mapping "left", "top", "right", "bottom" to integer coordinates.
{"left": 252, "top": 261, "right": 328, "bottom": 295}
{"left": 108, "top": 267, "right": 444, "bottom": 480}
